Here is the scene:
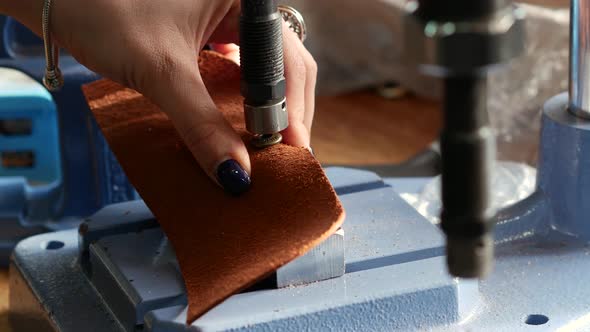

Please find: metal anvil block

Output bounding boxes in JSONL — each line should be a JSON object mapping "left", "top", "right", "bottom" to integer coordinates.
{"left": 276, "top": 227, "right": 344, "bottom": 288}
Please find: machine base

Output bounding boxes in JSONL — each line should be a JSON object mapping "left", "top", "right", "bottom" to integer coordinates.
{"left": 9, "top": 168, "right": 589, "bottom": 331}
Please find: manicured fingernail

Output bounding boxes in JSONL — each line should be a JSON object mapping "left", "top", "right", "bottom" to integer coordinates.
{"left": 216, "top": 159, "right": 251, "bottom": 196}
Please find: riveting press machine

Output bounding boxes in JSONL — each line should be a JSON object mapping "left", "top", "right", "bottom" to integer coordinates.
{"left": 4, "top": 0, "right": 590, "bottom": 331}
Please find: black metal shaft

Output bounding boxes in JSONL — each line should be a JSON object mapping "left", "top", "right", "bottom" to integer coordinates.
{"left": 440, "top": 75, "right": 495, "bottom": 278}
{"left": 239, "top": 0, "right": 286, "bottom": 106}
{"left": 412, "top": 0, "right": 509, "bottom": 278}
{"left": 241, "top": 0, "right": 276, "bottom": 17}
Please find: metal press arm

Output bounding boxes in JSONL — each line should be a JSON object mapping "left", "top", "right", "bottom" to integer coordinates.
{"left": 405, "top": 0, "right": 525, "bottom": 277}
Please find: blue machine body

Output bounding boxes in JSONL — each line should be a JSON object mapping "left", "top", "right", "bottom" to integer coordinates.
{"left": 537, "top": 92, "right": 590, "bottom": 240}
{"left": 9, "top": 90, "right": 590, "bottom": 331}
{"left": 0, "top": 75, "right": 60, "bottom": 184}
{"left": 0, "top": 17, "right": 136, "bottom": 264}
{"left": 6, "top": 164, "right": 585, "bottom": 332}
{"left": 0, "top": 68, "right": 62, "bottom": 225}
{"left": 9, "top": 168, "right": 481, "bottom": 332}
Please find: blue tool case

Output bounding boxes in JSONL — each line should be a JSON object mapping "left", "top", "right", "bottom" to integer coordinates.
{"left": 0, "top": 17, "right": 137, "bottom": 265}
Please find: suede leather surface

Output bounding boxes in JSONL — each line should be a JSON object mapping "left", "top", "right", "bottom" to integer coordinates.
{"left": 82, "top": 51, "right": 345, "bottom": 323}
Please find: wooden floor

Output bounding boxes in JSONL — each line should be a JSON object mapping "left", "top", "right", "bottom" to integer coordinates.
{"left": 1, "top": 270, "right": 9, "bottom": 332}
{"left": 312, "top": 91, "right": 440, "bottom": 165}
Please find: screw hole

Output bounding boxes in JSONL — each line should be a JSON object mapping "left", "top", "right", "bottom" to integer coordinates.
{"left": 42, "top": 240, "right": 64, "bottom": 250}
{"left": 525, "top": 314, "right": 549, "bottom": 325}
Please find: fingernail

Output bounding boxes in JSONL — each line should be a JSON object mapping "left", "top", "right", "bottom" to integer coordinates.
{"left": 216, "top": 159, "right": 251, "bottom": 196}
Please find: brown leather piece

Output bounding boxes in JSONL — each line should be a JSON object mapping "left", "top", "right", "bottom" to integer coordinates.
{"left": 82, "top": 51, "right": 345, "bottom": 323}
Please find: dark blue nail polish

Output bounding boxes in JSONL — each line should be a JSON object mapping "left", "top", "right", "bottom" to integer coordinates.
{"left": 216, "top": 159, "right": 251, "bottom": 196}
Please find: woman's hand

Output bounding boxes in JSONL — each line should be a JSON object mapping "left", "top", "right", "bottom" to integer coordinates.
{"left": 3, "top": 0, "right": 317, "bottom": 195}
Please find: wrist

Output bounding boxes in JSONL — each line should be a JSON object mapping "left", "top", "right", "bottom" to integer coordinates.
{"left": 0, "top": 0, "right": 45, "bottom": 36}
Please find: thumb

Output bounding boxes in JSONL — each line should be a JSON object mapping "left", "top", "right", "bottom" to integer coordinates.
{"left": 148, "top": 56, "right": 252, "bottom": 196}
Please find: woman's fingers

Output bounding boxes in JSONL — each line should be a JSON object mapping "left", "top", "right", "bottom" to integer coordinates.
{"left": 149, "top": 53, "right": 252, "bottom": 196}
{"left": 210, "top": 20, "right": 318, "bottom": 150}
{"left": 140, "top": 10, "right": 318, "bottom": 196}
{"left": 280, "top": 23, "right": 313, "bottom": 148}
{"left": 282, "top": 24, "right": 317, "bottom": 134}
{"left": 210, "top": 43, "right": 240, "bottom": 64}
{"left": 297, "top": 41, "right": 318, "bottom": 134}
